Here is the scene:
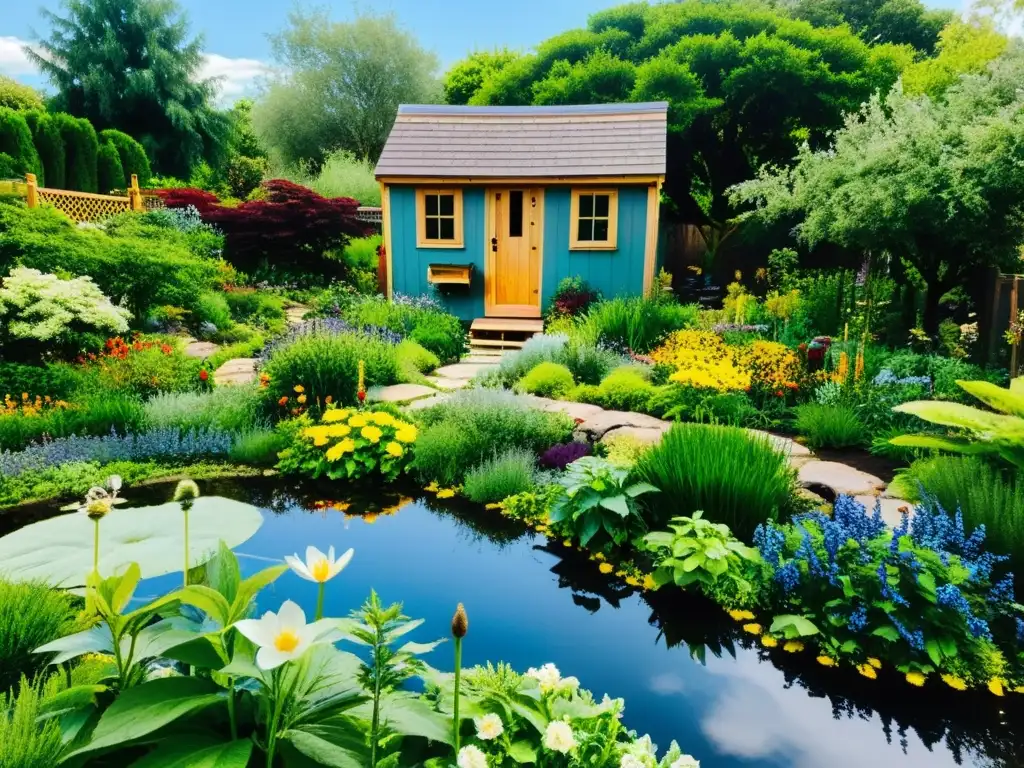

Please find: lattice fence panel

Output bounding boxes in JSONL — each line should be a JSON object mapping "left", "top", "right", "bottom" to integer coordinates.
{"left": 142, "top": 195, "right": 165, "bottom": 212}
{"left": 37, "top": 188, "right": 131, "bottom": 222}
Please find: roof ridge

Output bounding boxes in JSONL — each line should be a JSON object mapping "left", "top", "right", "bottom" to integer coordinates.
{"left": 397, "top": 102, "right": 668, "bottom": 117}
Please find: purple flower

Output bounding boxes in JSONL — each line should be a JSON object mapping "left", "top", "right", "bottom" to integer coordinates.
{"left": 539, "top": 442, "right": 592, "bottom": 470}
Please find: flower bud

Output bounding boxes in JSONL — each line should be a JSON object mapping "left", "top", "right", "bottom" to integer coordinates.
{"left": 86, "top": 498, "right": 112, "bottom": 520}
{"left": 173, "top": 479, "right": 200, "bottom": 503}
{"left": 451, "top": 603, "right": 468, "bottom": 639}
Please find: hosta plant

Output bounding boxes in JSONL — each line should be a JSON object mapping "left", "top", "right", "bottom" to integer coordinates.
{"left": 277, "top": 407, "right": 416, "bottom": 482}
{"left": 549, "top": 456, "right": 658, "bottom": 547}
{"left": 891, "top": 379, "right": 1024, "bottom": 469}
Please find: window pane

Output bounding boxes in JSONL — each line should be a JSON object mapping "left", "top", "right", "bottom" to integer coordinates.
{"left": 425, "top": 217, "right": 439, "bottom": 240}
{"left": 579, "top": 194, "right": 594, "bottom": 218}
{"left": 593, "top": 219, "right": 609, "bottom": 242}
{"left": 440, "top": 217, "right": 455, "bottom": 241}
{"left": 439, "top": 194, "right": 455, "bottom": 216}
{"left": 577, "top": 218, "right": 593, "bottom": 242}
{"left": 509, "top": 191, "right": 523, "bottom": 238}
{"left": 425, "top": 194, "right": 439, "bottom": 216}
{"left": 595, "top": 194, "right": 610, "bottom": 217}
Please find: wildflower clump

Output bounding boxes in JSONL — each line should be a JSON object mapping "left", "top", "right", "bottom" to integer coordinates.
{"left": 734, "top": 340, "right": 802, "bottom": 394}
{"left": 652, "top": 330, "right": 751, "bottom": 393}
{"left": 277, "top": 407, "right": 416, "bottom": 481}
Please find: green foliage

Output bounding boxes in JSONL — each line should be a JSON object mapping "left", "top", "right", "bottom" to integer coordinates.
{"left": 0, "top": 76, "right": 44, "bottom": 112}
{"left": 0, "top": 579, "right": 76, "bottom": 694}
{"left": 53, "top": 113, "right": 98, "bottom": 193}
{"left": 549, "top": 456, "right": 658, "bottom": 547}
{"left": 99, "top": 129, "right": 152, "bottom": 186}
{"left": 342, "top": 295, "right": 465, "bottom": 363}
{"left": 222, "top": 289, "right": 286, "bottom": 331}
{"left": 77, "top": 343, "right": 203, "bottom": 397}
{"left": 396, "top": 338, "right": 439, "bottom": 383}
{"left": 299, "top": 150, "right": 381, "bottom": 205}
{"left": 255, "top": 9, "right": 441, "bottom": 167}
{"left": 634, "top": 423, "right": 799, "bottom": 540}
{"left": 444, "top": 49, "right": 520, "bottom": 104}
{"left": 194, "top": 291, "right": 233, "bottom": 331}
{"left": 463, "top": 447, "right": 538, "bottom": 504}
{"left": 0, "top": 361, "right": 80, "bottom": 399}
{"left": 261, "top": 331, "right": 399, "bottom": 408}
{"left": 903, "top": 19, "right": 1007, "bottom": 97}
{"left": 794, "top": 403, "right": 867, "bottom": 449}
{"left": 412, "top": 390, "right": 573, "bottom": 485}
{"left": 0, "top": 674, "right": 66, "bottom": 768}
{"left": 571, "top": 366, "right": 656, "bottom": 413}
{"left": 478, "top": 333, "right": 624, "bottom": 389}
{"left": 0, "top": 153, "right": 16, "bottom": 179}
{"left": 31, "top": 0, "right": 229, "bottom": 178}
{"left": 96, "top": 140, "right": 126, "bottom": 193}
{"left": 788, "top": 0, "right": 952, "bottom": 52}
{"left": 143, "top": 386, "right": 263, "bottom": 435}
{"left": 892, "top": 379, "right": 1024, "bottom": 469}
{"left": 0, "top": 391, "right": 145, "bottom": 453}
{"left": 517, "top": 361, "right": 575, "bottom": 398}
{"left": 228, "top": 428, "right": 288, "bottom": 466}
{"left": 22, "top": 112, "right": 65, "bottom": 189}
{"left": 578, "top": 296, "right": 699, "bottom": 353}
{"left": 0, "top": 107, "right": 41, "bottom": 179}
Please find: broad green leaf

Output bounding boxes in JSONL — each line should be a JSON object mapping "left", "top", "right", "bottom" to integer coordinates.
{"left": 916, "top": 571, "right": 937, "bottom": 596}
{"left": 703, "top": 556, "right": 728, "bottom": 576}
{"left": 131, "top": 619, "right": 201, "bottom": 663}
{"left": 39, "top": 684, "right": 107, "bottom": 719}
{"left": 230, "top": 564, "right": 289, "bottom": 624}
{"left": 130, "top": 738, "right": 253, "bottom": 767}
{"left": 925, "top": 638, "right": 943, "bottom": 666}
{"left": 578, "top": 515, "right": 601, "bottom": 546}
{"left": 378, "top": 693, "right": 452, "bottom": 745}
{"left": 385, "top": 618, "right": 424, "bottom": 642}
{"left": 889, "top": 434, "right": 993, "bottom": 454}
{"left": 162, "top": 635, "right": 228, "bottom": 670}
{"left": 598, "top": 495, "right": 630, "bottom": 518}
{"left": 769, "top": 614, "right": 819, "bottom": 638}
{"left": 282, "top": 719, "right": 368, "bottom": 768}
{"left": 111, "top": 563, "right": 142, "bottom": 614}
{"left": 681, "top": 552, "right": 706, "bottom": 572}
{"left": 397, "top": 640, "right": 445, "bottom": 656}
{"left": 871, "top": 626, "right": 900, "bottom": 642}
{"left": 0, "top": 497, "right": 264, "bottom": 588}
{"left": 219, "top": 635, "right": 263, "bottom": 681}
{"left": 938, "top": 635, "right": 958, "bottom": 658}
{"left": 643, "top": 532, "right": 674, "bottom": 550}
{"left": 179, "top": 585, "right": 232, "bottom": 627}
{"left": 508, "top": 740, "right": 537, "bottom": 764}
{"left": 625, "top": 482, "right": 659, "bottom": 497}
{"left": 36, "top": 625, "right": 114, "bottom": 665}
{"left": 206, "top": 541, "right": 242, "bottom": 605}
{"left": 66, "top": 677, "right": 225, "bottom": 757}
{"left": 957, "top": 380, "right": 1024, "bottom": 419}
{"left": 893, "top": 400, "right": 1014, "bottom": 432}
{"left": 838, "top": 575, "right": 855, "bottom": 599}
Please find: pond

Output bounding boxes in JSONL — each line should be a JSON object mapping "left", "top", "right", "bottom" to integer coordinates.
{"left": 6, "top": 477, "right": 1023, "bottom": 768}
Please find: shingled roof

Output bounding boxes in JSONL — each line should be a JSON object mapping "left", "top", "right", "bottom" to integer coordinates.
{"left": 375, "top": 102, "right": 667, "bottom": 179}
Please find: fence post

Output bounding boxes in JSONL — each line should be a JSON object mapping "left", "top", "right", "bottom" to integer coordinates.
{"left": 129, "top": 174, "right": 143, "bottom": 212}
{"left": 25, "top": 173, "right": 38, "bottom": 208}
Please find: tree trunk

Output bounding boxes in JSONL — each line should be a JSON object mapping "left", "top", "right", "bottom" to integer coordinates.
{"left": 921, "top": 278, "right": 943, "bottom": 336}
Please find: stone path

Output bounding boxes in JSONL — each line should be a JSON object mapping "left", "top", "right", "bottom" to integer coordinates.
{"left": 285, "top": 304, "right": 309, "bottom": 326}
{"left": 214, "top": 358, "right": 257, "bottom": 386}
{"left": 183, "top": 339, "right": 219, "bottom": 359}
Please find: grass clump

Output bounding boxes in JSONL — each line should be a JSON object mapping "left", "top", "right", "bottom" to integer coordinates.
{"left": 228, "top": 428, "right": 289, "bottom": 465}
{"left": 0, "top": 675, "right": 66, "bottom": 768}
{"left": 794, "top": 403, "right": 866, "bottom": 449}
{"left": 143, "top": 385, "right": 263, "bottom": 435}
{"left": 396, "top": 339, "right": 440, "bottom": 383}
{"left": 570, "top": 367, "right": 656, "bottom": 413}
{"left": 517, "top": 362, "right": 574, "bottom": 398}
{"left": 633, "top": 423, "right": 798, "bottom": 540}
{"left": 0, "top": 579, "right": 76, "bottom": 693}
{"left": 464, "top": 448, "right": 538, "bottom": 504}
{"left": 577, "top": 296, "right": 699, "bottom": 353}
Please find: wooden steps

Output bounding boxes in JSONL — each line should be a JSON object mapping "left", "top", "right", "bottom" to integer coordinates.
{"left": 469, "top": 317, "right": 542, "bottom": 353}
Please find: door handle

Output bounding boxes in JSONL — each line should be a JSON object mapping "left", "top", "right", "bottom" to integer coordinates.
{"left": 491, "top": 237, "right": 497, "bottom": 252}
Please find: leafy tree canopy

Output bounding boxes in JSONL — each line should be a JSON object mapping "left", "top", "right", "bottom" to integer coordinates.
{"left": 782, "top": 0, "right": 952, "bottom": 53}
{"left": 731, "top": 47, "right": 1024, "bottom": 333}
{"left": 253, "top": 9, "right": 441, "bottom": 169}
{"left": 448, "top": 0, "right": 912, "bottom": 263}
{"left": 0, "top": 77, "right": 45, "bottom": 112}
{"left": 902, "top": 18, "right": 1008, "bottom": 98}
{"left": 27, "top": 0, "right": 229, "bottom": 178}
{"left": 445, "top": 49, "right": 522, "bottom": 106}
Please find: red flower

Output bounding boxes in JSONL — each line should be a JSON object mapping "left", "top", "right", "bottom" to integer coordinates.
{"left": 573, "top": 417, "right": 585, "bottom": 425}
{"left": 199, "top": 369, "right": 209, "bottom": 382}
{"left": 775, "top": 390, "right": 785, "bottom": 397}
{"left": 161, "top": 344, "right": 173, "bottom": 355}
{"left": 357, "top": 390, "right": 366, "bottom": 403}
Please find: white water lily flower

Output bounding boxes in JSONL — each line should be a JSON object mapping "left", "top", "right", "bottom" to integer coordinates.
{"left": 474, "top": 712, "right": 504, "bottom": 740}
{"left": 669, "top": 756, "right": 700, "bottom": 768}
{"left": 285, "top": 545, "right": 354, "bottom": 583}
{"left": 543, "top": 720, "right": 576, "bottom": 753}
{"left": 233, "top": 600, "right": 331, "bottom": 670}
{"left": 526, "top": 662, "right": 561, "bottom": 692}
{"left": 456, "top": 745, "right": 488, "bottom": 768}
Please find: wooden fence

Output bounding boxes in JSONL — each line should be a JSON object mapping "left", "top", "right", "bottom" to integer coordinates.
{"left": 0, "top": 173, "right": 166, "bottom": 222}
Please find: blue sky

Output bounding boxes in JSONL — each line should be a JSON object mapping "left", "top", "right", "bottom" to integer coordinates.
{"left": 1, "top": 0, "right": 966, "bottom": 104}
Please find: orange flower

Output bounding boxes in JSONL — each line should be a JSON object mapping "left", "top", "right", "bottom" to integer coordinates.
{"left": 278, "top": 396, "right": 289, "bottom": 406}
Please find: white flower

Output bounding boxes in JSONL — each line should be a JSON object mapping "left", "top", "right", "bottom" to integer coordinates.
{"left": 525, "top": 662, "right": 561, "bottom": 692}
{"left": 232, "top": 600, "right": 335, "bottom": 670}
{"left": 621, "top": 755, "right": 646, "bottom": 768}
{"left": 559, "top": 675, "right": 580, "bottom": 693}
{"left": 601, "top": 693, "right": 625, "bottom": 719}
{"left": 285, "top": 545, "right": 354, "bottom": 583}
{"left": 669, "top": 756, "right": 700, "bottom": 768}
{"left": 543, "top": 720, "right": 576, "bottom": 754}
{"left": 634, "top": 735, "right": 657, "bottom": 758}
{"left": 456, "top": 745, "right": 488, "bottom": 768}
{"left": 107, "top": 475, "right": 122, "bottom": 492}
{"left": 474, "top": 713, "right": 504, "bottom": 740}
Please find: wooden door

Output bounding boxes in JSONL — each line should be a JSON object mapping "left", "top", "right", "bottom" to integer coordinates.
{"left": 485, "top": 188, "right": 543, "bottom": 317}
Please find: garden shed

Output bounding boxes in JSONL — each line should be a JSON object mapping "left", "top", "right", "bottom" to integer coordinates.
{"left": 376, "top": 102, "right": 667, "bottom": 337}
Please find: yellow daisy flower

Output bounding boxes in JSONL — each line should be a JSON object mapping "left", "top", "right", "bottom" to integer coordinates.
{"left": 728, "top": 609, "right": 755, "bottom": 622}
{"left": 988, "top": 678, "right": 1005, "bottom": 696}
{"left": 349, "top": 414, "right": 368, "bottom": 428}
{"left": 293, "top": 385, "right": 305, "bottom": 394}
{"left": 361, "top": 425, "right": 383, "bottom": 443}
{"left": 783, "top": 641, "right": 804, "bottom": 653}
{"left": 761, "top": 635, "right": 778, "bottom": 648}
{"left": 816, "top": 656, "right": 836, "bottom": 667}
{"left": 905, "top": 672, "right": 926, "bottom": 687}
{"left": 437, "top": 488, "right": 456, "bottom": 499}
{"left": 325, "top": 438, "right": 356, "bottom": 462}
{"left": 742, "top": 623, "right": 762, "bottom": 635}
{"left": 395, "top": 426, "right": 418, "bottom": 443}
{"left": 371, "top": 412, "right": 395, "bottom": 426}
{"left": 598, "top": 563, "right": 614, "bottom": 574}
{"left": 941, "top": 674, "right": 967, "bottom": 691}
{"left": 857, "top": 664, "right": 877, "bottom": 680}
{"left": 322, "top": 409, "right": 351, "bottom": 423}
{"left": 326, "top": 424, "right": 352, "bottom": 438}
{"left": 385, "top": 441, "right": 403, "bottom": 458}
{"left": 297, "top": 394, "right": 307, "bottom": 404}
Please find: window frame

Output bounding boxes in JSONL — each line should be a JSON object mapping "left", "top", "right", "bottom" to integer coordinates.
{"left": 569, "top": 188, "right": 618, "bottom": 251}
{"left": 415, "top": 188, "right": 464, "bottom": 249}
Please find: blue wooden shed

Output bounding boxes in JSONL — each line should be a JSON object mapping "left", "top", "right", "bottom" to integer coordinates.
{"left": 375, "top": 102, "right": 667, "bottom": 341}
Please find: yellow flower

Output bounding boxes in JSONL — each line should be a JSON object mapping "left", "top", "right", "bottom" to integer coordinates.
{"left": 395, "top": 426, "right": 417, "bottom": 443}
{"left": 816, "top": 656, "right": 836, "bottom": 667}
{"left": 742, "top": 623, "right": 762, "bottom": 635}
{"left": 1014, "top": 685, "right": 1024, "bottom": 694}
{"left": 425, "top": 482, "right": 439, "bottom": 492}
{"left": 988, "top": 678, "right": 1005, "bottom": 697}
{"left": 363, "top": 513, "right": 379, "bottom": 524}
{"left": 625, "top": 576, "right": 641, "bottom": 586}
{"left": 761, "top": 635, "right": 778, "bottom": 648}
{"left": 783, "top": 641, "right": 804, "bottom": 653}
{"left": 728, "top": 609, "right": 755, "bottom": 622}
{"left": 563, "top": 539, "right": 573, "bottom": 548}
{"left": 857, "top": 664, "right": 877, "bottom": 680}
{"left": 866, "top": 657, "right": 882, "bottom": 669}
{"left": 348, "top": 414, "right": 368, "bottom": 428}
{"left": 361, "top": 425, "right": 383, "bottom": 443}
{"left": 385, "top": 441, "right": 404, "bottom": 458}
{"left": 371, "top": 411, "right": 395, "bottom": 426}
{"left": 615, "top": 570, "right": 627, "bottom": 577}
{"left": 594, "top": 552, "right": 606, "bottom": 561}
{"left": 905, "top": 672, "right": 926, "bottom": 687}
{"left": 642, "top": 574, "right": 657, "bottom": 590}
{"left": 437, "top": 488, "right": 456, "bottom": 499}
{"left": 941, "top": 674, "right": 967, "bottom": 691}
{"left": 322, "top": 409, "right": 351, "bottom": 423}
{"left": 303, "top": 426, "right": 332, "bottom": 446}
{"left": 485, "top": 503, "right": 501, "bottom": 510}
{"left": 325, "top": 438, "right": 356, "bottom": 462}
{"left": 598, "top": 563, "right": 614, "bottom": 574}
{"left": 326, "top": 424, "right": 352, "bottom": 438}
{"left": 294, "top": 385, "right": 305, "bottom": 394}
{"left": 297, "top": 394, "right": 307, "bottom": 404}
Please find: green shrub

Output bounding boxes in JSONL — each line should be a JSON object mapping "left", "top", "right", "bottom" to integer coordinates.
{"left": 0, "top": 675, "right": 66, "bottom": 768}
{"left": 794, "top": 403, "right": 867, "bottom": 449}
{"left": 76, "top": 345, "right": 203, "bottom": 397}
{"left": 0, "top": 362, "right": 80, "bottom": 399}
{"left": 396, "top": 339, "right": 439, "bottom": 383}
{"left": 634, "top": 423, "right": 799, "bottom": 540}
{"left": 0, "top": 107, "right": 41, "bottom": 179}
{"left": 0, "top": 77, "right": 44, "bottom": 112}
{"left": 96, "top": 141, "right": 126, "bottom": 193}
{"left": 0, "top": 579, "right": 76, "bottom": 694}
{"left": 343, "top": 295, "right": 465, "bottom": 363}
{"left": 262, "top": 331, "right": 399, "bottom": 408}
{"left": 570, "top": 366, "right": 655, "bottom": 413}
{"left": 648, "top": 385, "right": 758, "bottom": 425}
{"left": 464, "top": 447, "right": 538, "bottom": 504}
{"left": 578, "top": 296, "right": 699, "bottom": 353}
{"left": 223, "top": 289, "right": 285, "bottom": 330}
{"left": 210, "top": 323, "right": 257, "bottom": 345}
{"left": 143, "top": 385, "right": 263, "bottom": 435}
{"left": 412, "top": 389, "right": 573, "bottom": 485}
{"left": 206, "top": 334, "right": 267, "bottom": 372}
{"left": 54, "top": 113, "right": 98, "bottom": 193}
{"left": 517, "top": 361, "right": 574, "bottom": 398}
{"left": 341, "top": 234, "right": 381, "bottom": 272}
{"left": 408, "top": 312, "right": 465, "bottom": 363}
{"left": 194, "top": 291, "right": 234, "bottom": 331}
{"left": 304, "top": 149, "right": 381, "bottom": 205}
{"left": 98, "top": 129, "right": 151, "bottom": 186}
{"left": 0, "top": 391, "right": 146, "bottom": 452}
{"left": 0, "top": 153, "right": 16, "bottom": 179}
{"left": 229, "top": 428, "right": 288, "bottom": 465}
{"left": 22, "top": 111, "right": 64, "bottom": 188}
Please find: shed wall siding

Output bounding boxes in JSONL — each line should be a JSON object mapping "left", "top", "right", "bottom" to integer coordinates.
{"left": 541, "top": 186, "right": 648, "bottom": 307}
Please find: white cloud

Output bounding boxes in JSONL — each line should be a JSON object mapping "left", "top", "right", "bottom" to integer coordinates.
{"left": 0, "top": 36, "right": 39, "bottom": 77}
{"left": 198, "top": 53, "right": 273, "bottom": 106}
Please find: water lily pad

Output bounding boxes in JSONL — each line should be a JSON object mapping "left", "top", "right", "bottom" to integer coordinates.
{"left": 0, "top": 497, "right": 264, "bottom": 588}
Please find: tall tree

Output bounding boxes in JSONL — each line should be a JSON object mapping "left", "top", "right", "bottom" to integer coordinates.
{"left": 902, "top": 18, "right": 1008, "bottom": 98}
{"left": 26, "top": 0, "right": 229, "bottom": 178}
{"left": 731, "top": 48, "right": 1024, "bottom": 335}
{"left": 781, "top": 0, "right": 952, "bottom": 53}
{"left": 0, "top": 77, "right": 44, "bottom": 112}
{"left": 444, "top": 49, "right": 522, "bottom": 106}
{"left": 449, "top": 1, "right": 911, "bottom": 269}
{"left": 253, "top": 9, "right": 441, "bottom": 170}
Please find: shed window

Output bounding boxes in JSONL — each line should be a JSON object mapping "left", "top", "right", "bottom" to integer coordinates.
{"left": 569, "top": 189, "right": 618, "bottom": 250}
{"left": 416, "top": 188, "right": 464, "bottom": 248}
